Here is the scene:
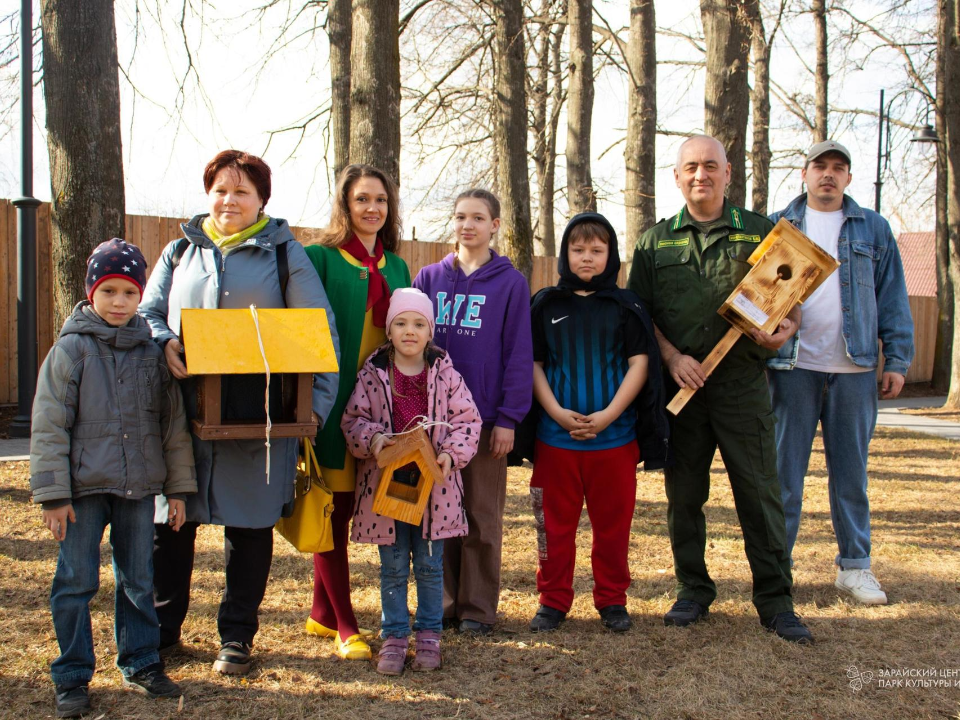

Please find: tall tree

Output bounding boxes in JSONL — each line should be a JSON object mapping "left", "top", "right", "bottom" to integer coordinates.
{"left": 530, "top": 0, "right": 566, "bottom": 255}
{"left": 813, "top": 0, "right": 828, "bottom": 141}
{"left": 328, "top": 0, "right": 352, "bottom": 179}
{"left": 624, "top": 0, "right": 657, "bottom": 253}
{"left": 493, "top": 0, "right": 534, "bottom": 279}
{"left": 945, "top": 0, "right": 960, "bottom": 407}
{"left": 701, "top": 0, "right": 750, "bottom": 206}
{"left": 349, "top": 0, "right": 401, "bottom": 184}
{"left": 747, "top": 0, "right": 782, "bottom": 215}
{"left": 933, "top": 0, "right": 954, "bottom": 392}
{"left": 40, "top": 0, "right": 126, "bottom": 328}
{"left": 566, "top": 0, "right": 596, "bottom": 213}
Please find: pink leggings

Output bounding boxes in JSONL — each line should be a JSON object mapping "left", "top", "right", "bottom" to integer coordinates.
{"left": 310, "top": 490, "right": 360, "bottom": 640}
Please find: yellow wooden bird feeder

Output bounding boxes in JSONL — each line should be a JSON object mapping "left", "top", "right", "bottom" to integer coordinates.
{"left": 373, "top": 426, "right": 445, "bottom": 526}
{"left": 180, "top": 308, "right": 339, "bottom": 440}
{"left": 667, "top": 219, "right": 840, "bottom": 415}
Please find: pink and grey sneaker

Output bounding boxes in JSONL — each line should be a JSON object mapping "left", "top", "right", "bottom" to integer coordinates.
{"left": 376, "top": 637, "right": 408, "bottom": 676}
{"left": 411, "top": 630, "right": 442, "bottom": 671}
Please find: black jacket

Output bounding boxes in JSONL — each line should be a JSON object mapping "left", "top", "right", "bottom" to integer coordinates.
{"left": 509, "top": 212, "right": 672, "bottom": 471}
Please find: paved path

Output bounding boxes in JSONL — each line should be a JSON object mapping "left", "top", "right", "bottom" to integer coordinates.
{"left": 876, "top": 396, "right": 960, "bottom": 441}
{"left": 0, "top": 437, "right": 29, "bottom": 462}
{"left": 2, "top": 397, "right": 956, "bottom": 463}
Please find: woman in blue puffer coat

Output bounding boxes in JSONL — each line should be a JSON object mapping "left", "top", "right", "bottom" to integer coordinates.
{"left": 140, "top": 149, "right": 340, "bottom": 675}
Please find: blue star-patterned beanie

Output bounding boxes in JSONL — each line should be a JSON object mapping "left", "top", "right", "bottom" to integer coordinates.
{"left": 85, "top": 238, "right": 148, "bottom": 300}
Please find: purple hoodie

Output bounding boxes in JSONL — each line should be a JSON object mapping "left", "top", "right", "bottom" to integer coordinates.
{"left": 414, "top": 250, "right": 533, "bottom": 429}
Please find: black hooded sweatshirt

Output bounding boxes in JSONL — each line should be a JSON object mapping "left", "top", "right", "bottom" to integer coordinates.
{"left": 511, "top": 213, "right": 671, "bottom": 471}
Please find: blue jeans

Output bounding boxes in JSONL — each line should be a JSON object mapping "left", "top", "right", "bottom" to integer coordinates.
{"left": 768, "top": 369, "right": 877, "bottom": 569}
{"left": 50, "top": 494, "right": 160, "bottom": 686}
{"left": 378, "top": 523, "right": 444, "bottom": 638}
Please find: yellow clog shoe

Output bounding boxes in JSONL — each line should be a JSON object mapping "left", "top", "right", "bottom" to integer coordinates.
{"left": 304, "top": 617, "right": 337, "bottom": 639}
{"left": 336, "top": 634, "right": 372, "bottom": 661}
{"left": 305, "top": 617, "right": 375, "bottom": 639}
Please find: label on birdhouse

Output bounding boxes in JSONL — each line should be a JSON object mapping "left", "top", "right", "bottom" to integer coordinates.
{"left": 731, "top": 292, "right": 769, "bottom": 326}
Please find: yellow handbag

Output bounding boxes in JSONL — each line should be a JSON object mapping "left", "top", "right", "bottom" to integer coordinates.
{"left": 275, "top": 438, "right": 335, "bottom": 553}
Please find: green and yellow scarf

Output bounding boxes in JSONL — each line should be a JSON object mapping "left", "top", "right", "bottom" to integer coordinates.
{"left": 202, "top": 214, "right": 271, "bottom": 254}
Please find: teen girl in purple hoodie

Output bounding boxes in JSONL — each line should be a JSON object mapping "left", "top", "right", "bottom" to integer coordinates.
{"left": 413, "top": 189, "right": 534, "bottom": 635}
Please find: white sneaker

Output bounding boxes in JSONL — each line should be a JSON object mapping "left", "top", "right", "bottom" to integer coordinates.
{"left": 835, "top": 568, "right": 888, "bottom": 605}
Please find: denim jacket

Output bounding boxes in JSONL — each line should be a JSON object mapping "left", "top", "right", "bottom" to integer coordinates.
{"left": 767, "top": 194, "right": 913, "bottom": 375}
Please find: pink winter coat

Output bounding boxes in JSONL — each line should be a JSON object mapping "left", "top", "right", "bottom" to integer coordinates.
{"left": 341, "top": 345, "right": 482, "bottom": 545}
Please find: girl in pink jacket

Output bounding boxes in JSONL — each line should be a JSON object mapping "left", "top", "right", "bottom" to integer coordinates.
{"left": 341, "top": 288, "right": 481, "bottom": 676}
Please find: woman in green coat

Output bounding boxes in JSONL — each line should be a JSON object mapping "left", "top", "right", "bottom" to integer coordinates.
{"left": 303, "top": 164, "right": 410, "bottom": 661}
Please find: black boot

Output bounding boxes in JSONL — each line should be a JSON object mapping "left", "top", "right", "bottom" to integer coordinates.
{"left": 212, "top": 641, "right": 253, "bottom": 675}
{"left": 54, "top": 684, "right": 90, "bottom": 718}
{"left": 122, "top": 663, "right": 182, "bottom": 698}
{"left": 529, "top": 605, "right": 566, "bottom": 633}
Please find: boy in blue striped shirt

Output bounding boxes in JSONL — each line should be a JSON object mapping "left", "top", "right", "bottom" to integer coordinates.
{"left": 528, "top": 213, "right": 663, "bottom": 633}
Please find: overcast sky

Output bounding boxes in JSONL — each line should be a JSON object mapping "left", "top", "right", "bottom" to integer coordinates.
{"left": 0, "top": 0, "right": 938, "bottom": 248}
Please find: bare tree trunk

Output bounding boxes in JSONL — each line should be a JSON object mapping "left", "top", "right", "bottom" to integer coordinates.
{"left": 544, "top": 13, "right": 565, "bottom": 253}
{"left": 933, "top": 0, "right": 954, "bottom": 393}
{"left": 328, "top": 0, "right": 351, "bottom": 178}
{"left": 747, "top": 0, "right": 771, "bottom": 215}
{"left": 813, "top": 0, "right": 828, "bottom": 142}
{"left": 349, "top": 0, "right": 401, "bottom": 184}
{"left": 566, "top": 0, "right": 596, "bottom": 213}
{"left": 624, "top": 0, "right": 657, "bottom": 255}
{"left": 40, "top": 0, "right": 126, "bottom": 329}
{"left": 945, "top": 0, "right": 960, "bottom": 407}
{"left": 531, "top": 1, "right": 565, "bottom": 255}
{"left": 494, "top": 0, "right": 534, "bottom": 280}
{"left": 531, "top": 10, "right": 550, "bottom": 256}
{"left": 701, "top": 0, "right": 750, "bottom": 207}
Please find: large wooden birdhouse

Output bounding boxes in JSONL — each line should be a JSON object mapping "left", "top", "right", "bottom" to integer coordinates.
{"left": 667, "top": 219, "right": 839, "bottom": 415}
{"left": 717, "top": 219, "right": 839, "bottom": 336}
{"left": 180, "top": 308, "right": 338, "bottom": 440}
{"left": 372, "top": 426, "right": 445, "bottom": 526}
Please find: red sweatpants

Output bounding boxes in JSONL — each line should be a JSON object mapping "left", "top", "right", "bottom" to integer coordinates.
{"left": 530, "top": 440, "right": 639, "bottom": 613}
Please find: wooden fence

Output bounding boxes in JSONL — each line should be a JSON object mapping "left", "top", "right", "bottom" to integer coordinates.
{"left": 1, "top": 199, "right": 936, "bottom": 404}
{"left": 0, "top": 200, "right": 623, "bottom": 404}
{"left": 876, "top": 295, "right": 938, "bottom": 384}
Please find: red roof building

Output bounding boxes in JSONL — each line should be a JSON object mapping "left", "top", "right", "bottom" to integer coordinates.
{"left": 896, "top": 232, "right": 936, "bottom": 297}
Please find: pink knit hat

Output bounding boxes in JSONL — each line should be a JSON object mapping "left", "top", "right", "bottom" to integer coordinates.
{"left": 386, "top": 288, "right": 436, "bottom": 335}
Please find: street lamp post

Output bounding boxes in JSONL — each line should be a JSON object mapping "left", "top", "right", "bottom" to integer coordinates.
{"left": 9, "top": 0, "right": 40, "bottom": 439}
{"left": 875, "top": 89, "right": 886, "bottom": 213}
{"left": 874, "top": 87, "right": 940, "bottom": 214}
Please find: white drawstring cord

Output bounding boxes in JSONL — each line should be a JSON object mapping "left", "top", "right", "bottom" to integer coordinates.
{"left": 249, "top": 304, "right": 271, "bottom": 484}
{"left": 380, "top": 416, "right": 453, "bottom": 439}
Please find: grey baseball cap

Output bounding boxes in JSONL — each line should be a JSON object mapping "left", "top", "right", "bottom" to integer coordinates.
{"left": 806, "top": 140, "right": 852, "bottom": 167}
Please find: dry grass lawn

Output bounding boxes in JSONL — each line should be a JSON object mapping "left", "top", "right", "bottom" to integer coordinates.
{"left": 1, "top": 427, "right": 959, "bottom": 719}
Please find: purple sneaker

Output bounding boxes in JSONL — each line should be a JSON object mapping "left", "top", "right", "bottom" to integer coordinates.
{"left": 411, "top": 630, "right": 442, "bottom": 672}
{"left": 376, "top": 637, "right": 408, "bottom": 676}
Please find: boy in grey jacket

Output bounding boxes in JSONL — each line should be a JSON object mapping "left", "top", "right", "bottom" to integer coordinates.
{"left": 29, "top": 239, "right": 197, "bottom": 718}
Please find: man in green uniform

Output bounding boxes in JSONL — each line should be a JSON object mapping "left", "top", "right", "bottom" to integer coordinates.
{"left": 629, "top": 135, "right": 812, "bottom": 643}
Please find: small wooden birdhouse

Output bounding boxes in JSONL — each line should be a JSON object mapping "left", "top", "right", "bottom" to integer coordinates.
{"left": 717, "top": 218, "right": 840, "bottom": 336}
{"left": 373, "top": 426, "right": 445, "bottom": 526}
{"left": 667, "top": 219, "right": 839, "bottom": 415}
{"left": 180, "top": 308, "right": 339, "bottom": 440}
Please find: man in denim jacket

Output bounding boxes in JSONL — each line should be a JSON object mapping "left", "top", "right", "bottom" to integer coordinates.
{"left": 768, "top": 140, "right": 913, "bottom": 605}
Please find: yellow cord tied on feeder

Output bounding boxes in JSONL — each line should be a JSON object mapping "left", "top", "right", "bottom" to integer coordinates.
{"left": 249, "top": 304, "right": 272, "bottom": 484}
